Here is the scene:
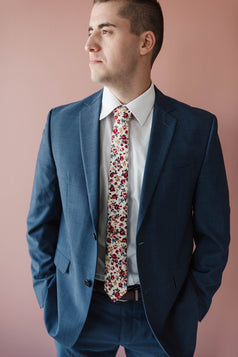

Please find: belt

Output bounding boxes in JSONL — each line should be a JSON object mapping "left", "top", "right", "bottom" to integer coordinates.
{"left": 94, "top": 280, "right": 142, "bottom": 302}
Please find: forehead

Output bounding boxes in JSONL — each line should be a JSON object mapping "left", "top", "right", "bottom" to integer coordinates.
{"left": 89, "top": 1, "right": 128, "bottom": 28}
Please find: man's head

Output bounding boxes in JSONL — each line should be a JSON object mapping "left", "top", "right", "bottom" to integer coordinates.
{"left": 93, "top": 0, "right": 164, "bottom": 65}
{"left": 85, "top": 0, "right": 163, "bottom": 100}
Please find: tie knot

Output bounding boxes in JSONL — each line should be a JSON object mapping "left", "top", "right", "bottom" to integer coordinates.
{"left": 113, "top": 106, "right": 133, "bottom": 124}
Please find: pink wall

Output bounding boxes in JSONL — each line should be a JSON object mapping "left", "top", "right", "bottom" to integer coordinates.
{"left": 1, "top": 0, "right": 237, "bottom": 356}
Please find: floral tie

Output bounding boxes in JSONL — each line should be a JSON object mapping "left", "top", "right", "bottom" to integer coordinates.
{"left": 104, "top": 106, "right": 133, "bottom": 302}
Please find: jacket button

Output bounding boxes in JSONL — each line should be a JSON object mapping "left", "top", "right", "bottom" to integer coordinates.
{"left": 84, "top": 279, "right": 92, "bottom": 287}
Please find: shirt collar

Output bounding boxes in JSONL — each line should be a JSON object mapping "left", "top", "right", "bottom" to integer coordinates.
{"left": 100, "top": 83, "right": 155, "bottom": 126}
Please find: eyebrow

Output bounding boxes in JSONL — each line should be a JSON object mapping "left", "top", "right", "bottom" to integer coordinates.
{"left": 88, "top": 22, "right": 117, "bottom": 33}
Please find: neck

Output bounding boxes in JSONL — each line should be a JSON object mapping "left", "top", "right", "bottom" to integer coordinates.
{"left": 106, "top": 76, "right": 152, "bottom": 105}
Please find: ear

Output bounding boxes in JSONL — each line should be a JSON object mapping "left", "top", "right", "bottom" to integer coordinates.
{"left": 139, "top": 31, "right": 156, "bottom": 57}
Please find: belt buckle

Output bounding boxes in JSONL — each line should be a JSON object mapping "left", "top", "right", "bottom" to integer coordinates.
{"left": 117, "top": 288, "right": 140, "bottom": 302}
{"left": 135, "top": 288, "right": 139, "bottom": 301}
{"left": 117, "top": 291, "right": 129, "bottom": 302}
{"left": 117, "top": 298, "right": 128, "bottom": 302}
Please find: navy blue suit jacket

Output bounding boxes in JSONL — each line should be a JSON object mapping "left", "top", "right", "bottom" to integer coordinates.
{"left": 27, "top": 87, "right": 230, "bottom": 357}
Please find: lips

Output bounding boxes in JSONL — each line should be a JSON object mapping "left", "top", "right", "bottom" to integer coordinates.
{"left": 89, "top": 58, "right": 103, "bottom": 64}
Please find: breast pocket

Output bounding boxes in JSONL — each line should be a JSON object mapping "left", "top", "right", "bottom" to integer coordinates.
{"left": 162, "top": 161, "right": 196, "bottom": 172}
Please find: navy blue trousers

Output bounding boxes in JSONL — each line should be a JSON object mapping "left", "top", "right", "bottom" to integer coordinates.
{"left": 55, "top": 290, "right": 169, "bottom": 356}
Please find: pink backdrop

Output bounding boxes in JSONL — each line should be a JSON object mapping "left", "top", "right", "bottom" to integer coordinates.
{"left": 1, "top": 0, "right": 237, "bottom": 356}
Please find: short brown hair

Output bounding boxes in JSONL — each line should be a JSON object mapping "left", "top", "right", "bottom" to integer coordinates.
{"left": 93, "top": 0, "right": 164, "bottom": 65}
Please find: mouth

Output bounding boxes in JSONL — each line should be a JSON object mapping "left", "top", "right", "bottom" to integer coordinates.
{"left": 89, "top": 58, "right": 103, "bottom": 65}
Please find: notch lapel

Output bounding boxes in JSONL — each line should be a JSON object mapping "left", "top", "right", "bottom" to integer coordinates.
{"left": 78, "top": 91, "right": 102, "bottom": 234}
{"left": 137, "top": 90, "right": 177, "bottom": 234}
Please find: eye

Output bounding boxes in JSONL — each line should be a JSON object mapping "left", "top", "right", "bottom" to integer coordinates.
{"left": 102, "top": 29, "right": 109, "bottom": 34}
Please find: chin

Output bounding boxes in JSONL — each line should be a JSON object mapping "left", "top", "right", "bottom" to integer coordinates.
{"left": 91, "top": 73, "right": 109, "bottom": 86}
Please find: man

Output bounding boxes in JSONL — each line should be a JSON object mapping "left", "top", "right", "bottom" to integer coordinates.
{"left": 26, "top": 1, "right": 230, "bottom": 356}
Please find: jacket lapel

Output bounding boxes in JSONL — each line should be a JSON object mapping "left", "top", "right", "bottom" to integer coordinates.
{"left": 137, "top": 89, "right": 177, "bottom": 234}
{"left": 78, "top": 91, "right": 103, "bottom": 234}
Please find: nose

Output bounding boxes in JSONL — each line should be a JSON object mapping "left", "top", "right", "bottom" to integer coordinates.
{"left": 85, "top": 33, "right": 100, "bottom": 53}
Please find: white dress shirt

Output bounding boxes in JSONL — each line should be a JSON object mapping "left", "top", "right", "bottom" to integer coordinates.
{"left": 95, "top": 83, "right": 155, "bottom": 286}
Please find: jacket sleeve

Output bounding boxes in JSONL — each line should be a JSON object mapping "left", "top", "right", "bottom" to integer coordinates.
{"left": 191, "top": 115, "right": 230, "bottom": 321}
{"left": 26, "top": 110, "right": 62, "bottom": 308}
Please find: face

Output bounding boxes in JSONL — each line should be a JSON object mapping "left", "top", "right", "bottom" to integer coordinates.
{"left": 85, "top": 1, "right": 142, "bottom": 90}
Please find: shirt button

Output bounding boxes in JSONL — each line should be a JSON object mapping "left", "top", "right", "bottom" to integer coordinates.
{"left": 84, "top": 279, "right": 92, "bottom": 287}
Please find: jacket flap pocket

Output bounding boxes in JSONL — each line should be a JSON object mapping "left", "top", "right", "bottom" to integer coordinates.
{"left": 54, "top": 248, "right": 70, "bottom": 274}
